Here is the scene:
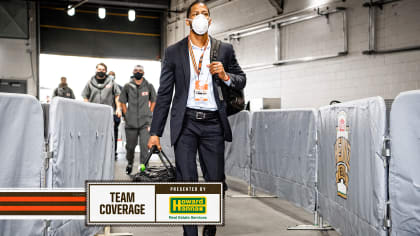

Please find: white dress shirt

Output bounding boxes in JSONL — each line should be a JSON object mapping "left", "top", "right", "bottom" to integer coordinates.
{"left": 186, "top": 39, "right": 231, "bottom": 111}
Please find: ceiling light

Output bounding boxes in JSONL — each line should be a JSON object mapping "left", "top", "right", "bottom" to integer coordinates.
{"left": 128, "top": 9, "right": 136, "bottom": 22}
{"left": 98, "top": 7, "right": 106, "bottom": 19}
{"left": 67, "top": 5, "right": 75, "bottom": 16}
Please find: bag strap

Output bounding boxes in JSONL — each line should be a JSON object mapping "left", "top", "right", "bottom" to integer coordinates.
{"left": 210, "top": 37, "right": 221, "bottom": 62}
{"left": 210, "top": 37, "right": 225, "bottom": 102}
{"left": 144, "top": 146, "right": 175, "bottom": 171}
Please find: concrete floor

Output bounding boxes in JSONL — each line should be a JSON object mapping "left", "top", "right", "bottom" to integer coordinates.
{"left": 108, "top": 152, "right": 339, "bottom": 236}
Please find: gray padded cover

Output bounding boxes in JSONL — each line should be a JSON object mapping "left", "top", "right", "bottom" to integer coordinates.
{"left": 251, "top": 109, "right": 317, "bottom": 212}
{"left": 225, "top": 111, "right": 251, "bottom": 182}
{"left": 389, "top": 90, "right": 420, "bottom": 236}
{"left": 48, "top": 97, "right": 114, "bottom": 187}
{"left": 47, "top": 219, "right": 99, "bottom": 236}
{"left": 48, "top": 97, "right": 114, "bottom": 236}
{"left": 317, "top": 97, "right": 387, "bottom": 236}
{"left": 0, "top": 93, "right": 45, "bottom": 236}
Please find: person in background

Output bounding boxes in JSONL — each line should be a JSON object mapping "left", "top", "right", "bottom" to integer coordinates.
{"left": 82, "top": 63, "right": 122, "bottom": 160}
{"left": 52, "top": 76, "right": 75, "bottom": 99}
{"left": 119, "top": 65, "right": 156, "bottom": 174}
{"left": 108, "top": 70, "right": 123, "bottom": 160}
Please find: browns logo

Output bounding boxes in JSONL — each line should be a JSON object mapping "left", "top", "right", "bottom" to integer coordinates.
{"left": 335, "top": 111, "right": 351, "bottom": 199}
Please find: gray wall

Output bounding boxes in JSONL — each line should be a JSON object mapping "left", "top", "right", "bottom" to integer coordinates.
{"left": 166, "top": 0, "right": 420, "bottom": 108}
{"left": 0, "top": 2, "right": 38, "bottom": 97}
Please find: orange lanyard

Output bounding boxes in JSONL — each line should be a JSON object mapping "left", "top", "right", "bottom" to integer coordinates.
{"left": 188, "top": 36, "right": 209, "bottom": 80}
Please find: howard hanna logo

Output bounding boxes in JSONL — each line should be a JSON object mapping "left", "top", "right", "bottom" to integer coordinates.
{"left": 170, "top": 197, "right": 206, "bottom": 214}
{"left": 335, "top": 111, "right": 351, "bottom": 199}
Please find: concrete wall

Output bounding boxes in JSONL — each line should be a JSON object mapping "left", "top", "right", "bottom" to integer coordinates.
{"left": 0, "top": 2, "right": 38, "bottom": 97}
{"left": 166, "top": 0, "right": 420, "bottom": 108}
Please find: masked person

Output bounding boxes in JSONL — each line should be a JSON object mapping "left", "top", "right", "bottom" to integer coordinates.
{"left": 82, "top": 63, "right": 122, "bottom": 159}
{"left": 52, "top": 77, "right": 75, "bottom": 99}
{"left": 119, "top": 65, "right": 156, "bottom": 174}
{"left": 108, "top": 71, "right": 123, "bottom": 160}
{"left": 147, "top": 1, "right": 246, "bottom": 235}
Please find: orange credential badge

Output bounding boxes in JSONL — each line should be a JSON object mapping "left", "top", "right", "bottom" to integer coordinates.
{"left": 194, "top": 80, "right": 209, "bottom": 102}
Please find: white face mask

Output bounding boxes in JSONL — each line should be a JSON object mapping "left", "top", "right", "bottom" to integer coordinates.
{"left": 190, "top": 14, "right": 209, "bottom": 35}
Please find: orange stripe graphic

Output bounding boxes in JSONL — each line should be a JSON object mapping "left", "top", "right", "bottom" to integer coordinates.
{"left": 0, "top": 206, "right": 85, "bottom": 211}
{"left": 0, "top": 197, "right": 86, "bottom": 202}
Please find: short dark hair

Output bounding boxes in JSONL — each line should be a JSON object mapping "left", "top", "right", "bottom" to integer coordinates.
{"left": 96, "top": 62, "right": 107, "bottom": 71}
{"left": 186, "top": 0, "right": 210, "bottom": 18}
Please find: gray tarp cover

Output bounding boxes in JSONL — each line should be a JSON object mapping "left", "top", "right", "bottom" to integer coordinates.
{"left": 251, "top": 109, "right": 317, "bottom": 212}
{"left": 48, "top": 97, "right": 114, "bottom": 236}
{"left": 48, "top": 97, "right": 114, "bottom": 187}
{"left": 0, "top": 93, "right": 45, "bottom": 236}
{"left": 317, "top": 97, "right": 387, "bottom": 236}
{"left": 225, "top": 111, "right": 251, "bottom": 182}
{"left": 389, "top": 90, "right": 420, "bottom": 236}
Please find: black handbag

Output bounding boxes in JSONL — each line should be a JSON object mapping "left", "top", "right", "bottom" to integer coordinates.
{"left": 132, "top": 146, "right": 176, "bottom": 182}
{"left": 210, "top": 38, "right": 245, "bottom": 117}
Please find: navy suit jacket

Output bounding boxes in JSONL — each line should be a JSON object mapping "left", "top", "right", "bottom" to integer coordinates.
{"left": 150, "top": 36, "right": 246, "bottom": 145}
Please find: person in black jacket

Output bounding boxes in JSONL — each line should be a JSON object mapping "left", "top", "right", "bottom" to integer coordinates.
{"left": 148, "top": 1, "right": 246, "bottom": 235}
{"left": 52, "top": 77, "right": 75, "bottom": 99}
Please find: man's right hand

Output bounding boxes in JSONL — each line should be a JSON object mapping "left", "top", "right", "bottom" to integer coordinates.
{"left": 148, "top": 135, "right": 161, "bottom": 150}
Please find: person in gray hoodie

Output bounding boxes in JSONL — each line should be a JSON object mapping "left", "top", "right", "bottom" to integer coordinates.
{"left": 82, "top": 62, "right": 122, "bottom": 159}
{"left": 119, "top": 65, "right": 156, "bottom": 174}
{"left": 52, "top": 77, "right": 75, "bottom": 99}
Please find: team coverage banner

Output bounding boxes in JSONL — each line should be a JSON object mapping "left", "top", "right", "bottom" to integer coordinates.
{"left": 0, "top": 182, "right": 223, "bottom": 225}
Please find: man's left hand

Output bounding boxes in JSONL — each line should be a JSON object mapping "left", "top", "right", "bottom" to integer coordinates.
{"left": 207, "top": 62, "right": 229, "bottom": 81}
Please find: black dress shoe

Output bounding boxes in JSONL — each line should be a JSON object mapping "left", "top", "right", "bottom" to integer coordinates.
{"left": 202, "top": 226, "right": 216, "bottom": 236}
{"left": 126, "top": 164, "right": 133, "bottom": 175}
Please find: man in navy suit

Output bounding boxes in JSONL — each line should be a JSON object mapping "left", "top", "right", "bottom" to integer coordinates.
{"left": 148, "top": 1, "right": 246, "bottom": 235}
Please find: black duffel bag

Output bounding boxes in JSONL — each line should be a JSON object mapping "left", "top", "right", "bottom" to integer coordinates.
{"left": 132, "top": 146, "right": 176, "bottom": 182}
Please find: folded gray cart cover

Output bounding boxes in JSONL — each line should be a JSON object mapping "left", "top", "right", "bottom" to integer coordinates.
{"left": 390, "top": 90, "right": 420, "bottom": 236}
{"left": 225, "top": 111, "right": 251, "bottom": 182}
{"left": 251, "top": 109, "right": 317, "bottom": 212}
{"left": 48, "top": 97, "right": 114, "bottom": 236}
{"left": 0, "top": 93, "right": 45, "bottom": 236}
{"left": 317, "top": 97, "right": 387, "bottom": 236}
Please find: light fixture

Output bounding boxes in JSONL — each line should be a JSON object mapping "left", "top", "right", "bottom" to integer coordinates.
{"left": 67, "top": 5, "right": 75, "bottom": 16}
{"left": 98, "top": 7, "right": 106, "bottom": 19}
{"left": 128, "top": 9, "right": 136, "bottom": 22}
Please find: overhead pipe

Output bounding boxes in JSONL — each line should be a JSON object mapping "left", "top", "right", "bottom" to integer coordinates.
{"left": 274, "top": 23, "right": 281, "bottom": 61}
{"left": 362, "top": 0, "right": 401, "bottom": 8}
{"left": 273, "top": 52, "right": 348, "bottom": 66}
{"left": 213, "top": 0, "right": 346, "bottom": 38}
{"left": 365, "top": 45, "right": 420, "bottom": 55}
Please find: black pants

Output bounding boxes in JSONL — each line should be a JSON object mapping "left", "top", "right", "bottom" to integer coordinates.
{"left": 114, "top": 115, "right": 121, "bottom": 156}
{"left": 125, "top": 124, "right": 150, "bottom": 164}
{"left": 174, "top": 115, "right": 225, "bottom": 236}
